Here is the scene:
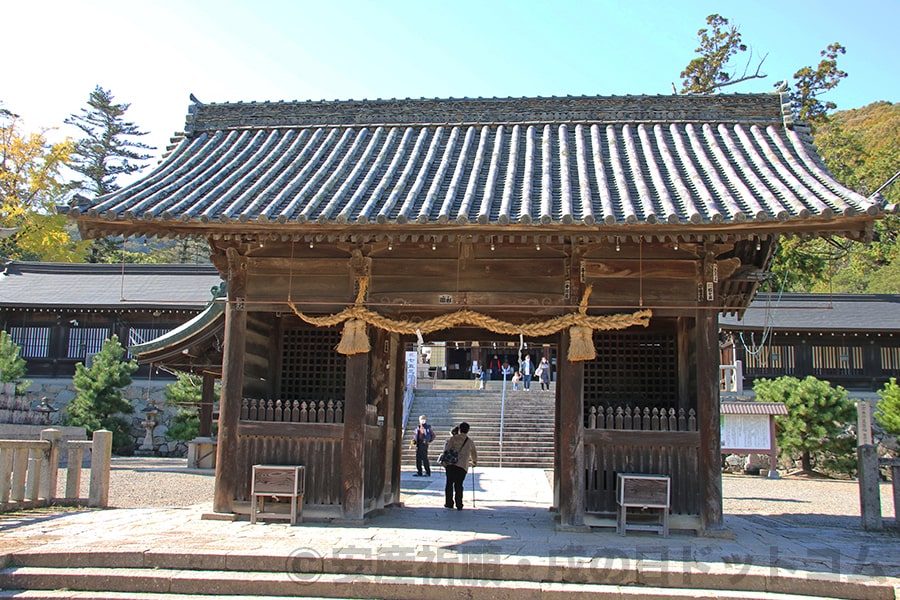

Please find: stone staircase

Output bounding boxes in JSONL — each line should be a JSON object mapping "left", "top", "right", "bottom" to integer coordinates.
{"left": 0, "top": 549, "right": 884, "bottom": 600}
{"left": 402, "top": 382, "right": 555, "bottom": 468}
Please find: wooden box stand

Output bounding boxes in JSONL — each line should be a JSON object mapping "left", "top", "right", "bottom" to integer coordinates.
{"left": 616, "top": 473, "right": 670, "bottom": 537}
{"left": 250, "top": 465, "right": 305, "bottom": 525}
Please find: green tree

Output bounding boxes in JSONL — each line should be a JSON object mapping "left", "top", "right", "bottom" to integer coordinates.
{"left": 790, "top": 43, "right": 847, "bottom": 125}
{"left": 0, "top": 110, "right": 86, "bottom": 261}
{"left": 164, "top": 372, "right": 203, "bottom": 441}
{"left": 66, "top": 335, "right": 138, "bottom": 454}
{"left": 876, "top": 378, "right": 900, "bottom": 436}
{"left": 65, "top": 87, "right": 154, "bottom": 263}
{"left": 679, "top": 16, "right": 866, "bottom": 292}
{"left": 0, "top": 330, "right": 30, "bottom": 394}
{"left": 754, "top": 375, "right": 855, "bottom": 474}
{"left": 679, "top": 14, "right": 765, "bottom": 93}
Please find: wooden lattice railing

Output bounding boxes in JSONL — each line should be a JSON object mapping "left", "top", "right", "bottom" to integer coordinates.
{"left": 241, "top": 398, "right": 344, "bottom": 423}
{"left": 586, "top": 405, "right": 696, "bottom": 432}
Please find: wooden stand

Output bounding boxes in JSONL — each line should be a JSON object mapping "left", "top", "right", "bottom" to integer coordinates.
{"left": 250, "top": 465, "right": 305, "bottom": 525}
{"left": 616, "top": 473, "right": 670, "bottom": 537}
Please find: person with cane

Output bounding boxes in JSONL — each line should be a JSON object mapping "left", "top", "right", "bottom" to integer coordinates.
{"left": 439, "top": 422, "right": 477, "bottom": 510}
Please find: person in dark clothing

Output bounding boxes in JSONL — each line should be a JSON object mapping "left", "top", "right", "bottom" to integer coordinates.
{"left": 489, "top": 355, "right": 502, "bottom": 381}
{"left": 412, "top": 414, "right": 435, "bottom": 476}
{"left": 440, "top": 422, "right": 478, "bottom": 510}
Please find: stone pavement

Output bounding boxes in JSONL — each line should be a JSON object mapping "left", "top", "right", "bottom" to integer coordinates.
{"left": 1, "top": 466, "right": 899, "bottom": 599}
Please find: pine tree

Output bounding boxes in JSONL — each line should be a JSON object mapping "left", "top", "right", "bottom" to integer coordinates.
{"left": 164, "top": 372, "right": 204, "bottom": 441}
{"left": 754, "top": 376, "right": 855, "bottom": 474}
{"left": 66, "top": 335, "right": 138, "bottom": 454}
{"left": 65, "top": 87, "right": 155, "bottom": 263}
{"left": 0, "top": 331, "right": 30, "bottom": 394}
{"left": 876, "top": 378, "right": 900, "bottom": 436}
{"left": 65, "top": 86, "right": 154, "bottom": 196}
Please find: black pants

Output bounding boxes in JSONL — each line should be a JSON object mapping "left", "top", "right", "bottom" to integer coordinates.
{"left": 416, "top": 443, "right": 431, "bottom": 475}
{"left": 444, "top": 464, "right": 467, "bottom": 508}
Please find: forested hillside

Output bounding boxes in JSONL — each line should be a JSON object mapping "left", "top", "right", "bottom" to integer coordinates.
{"left": 800, "top": 102, "right": 900, "bottom": 293}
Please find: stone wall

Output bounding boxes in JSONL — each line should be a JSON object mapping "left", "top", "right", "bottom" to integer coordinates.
{"left": 13, "top": 378, "right": 192, "bottom": 458}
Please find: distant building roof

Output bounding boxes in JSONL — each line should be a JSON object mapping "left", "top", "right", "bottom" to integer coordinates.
{"left": 721, "top": 401, "right": 788, "bottom": 415}
{"left": 719, "top": 293, "right": 900, "bottom": 333}
{"left": 0, "top": 261, "right": 223, "bottom": 310}
{"left": 63, "top": 93, "right": 890, "bottom": 241}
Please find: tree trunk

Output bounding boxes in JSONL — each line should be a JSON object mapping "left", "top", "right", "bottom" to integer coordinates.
{"left": 801, "top": 450, "right": 812, "bottom": 472}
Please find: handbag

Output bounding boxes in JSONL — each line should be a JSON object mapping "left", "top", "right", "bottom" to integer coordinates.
{"left": 439, "top": 437, "right": 469, "bottom": 465}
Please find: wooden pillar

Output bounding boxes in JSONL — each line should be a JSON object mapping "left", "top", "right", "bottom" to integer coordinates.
{"left": 558, "top": 327, "right": 586, "bottom": 528}
{"left": 388, "top": 333, "right": 404, "bottom": 506}
{"left": 199, "top": 372, "right": 216, "bottom": 438}
{"left": 768, "top": 415, "right": 778, "bottom": 477}
{"left": 214, "top": 248, "right": 247, "bottom": 514}
{"left": 676, "top": 316, "right": 691, "bottom": 413}
{"left": 697, "top": 308, "right": 723, "bottom": 530}
{"left": 342, "top": 349, "right": 369, "bottom": 520}
{"left": 369, "top": 327, "right": 391, "bottom": 509}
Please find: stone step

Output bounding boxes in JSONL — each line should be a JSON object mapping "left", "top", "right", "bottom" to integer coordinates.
{"left": 0, "top": 563, "right": 880, "bottom": 600}
{"left": 404, "top": 384, "right": 558, "bottom": 468}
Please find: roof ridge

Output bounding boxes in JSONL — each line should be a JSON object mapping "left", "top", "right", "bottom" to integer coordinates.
{"left": 185, "top": 93, "right": 789, "bottom": 134}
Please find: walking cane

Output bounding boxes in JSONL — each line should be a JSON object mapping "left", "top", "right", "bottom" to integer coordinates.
{"left": 471, "top": 465, "right": 476, "bottom": 508}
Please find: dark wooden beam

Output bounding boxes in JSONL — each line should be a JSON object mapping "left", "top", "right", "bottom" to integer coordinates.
{"left": 341, "top": 348, "right": 369, "bottom": 520}
{"left": 199, "top": 373, "right": 215, "bottom": 438}
{"left": 558, "top": 327, "right": 585, "bottom": 528}
{"left": 213, "top": 248, "right": 247, "bottom": 514}
{"left": 697, "top": 308, "right": 723, "bottom": 530}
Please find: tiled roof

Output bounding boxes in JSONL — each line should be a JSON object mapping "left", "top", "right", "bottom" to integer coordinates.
{"left": 129, "top": 297, "right": 225, "bottom": 366}
{"left": 721, "top": 401, "right": 787, "bottom": 415}
{"left": 0, "top": 262, "right": 223, "bottom": 309}
{"left": 719, "top": 293, "right": 900, "bottom": 333}
{"left": 65, "top": 94, "right": 889, "bottom": 237}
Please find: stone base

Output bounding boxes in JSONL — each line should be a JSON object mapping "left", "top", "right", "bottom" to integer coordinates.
{"left": 187, "top": 437, "right": 217, "bottom": 469}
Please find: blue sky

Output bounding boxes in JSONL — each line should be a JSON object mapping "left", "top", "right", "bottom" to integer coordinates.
{"left": 6, "top": 0, "right": 898, "bottom": 160}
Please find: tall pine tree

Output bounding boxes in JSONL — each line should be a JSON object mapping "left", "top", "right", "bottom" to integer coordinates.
{"left": 66, "top": 87, "right": 154, "bottom": 262}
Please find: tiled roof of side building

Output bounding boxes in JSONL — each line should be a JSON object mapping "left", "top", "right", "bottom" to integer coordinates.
{"left": 0, "top": 262, "right": 224, "bottom": 309}
{"left": 719, "top": 293, "right": 900, "bottom": 333}
{"left": 64, "top": 93, "right": 892, "bottom": 238}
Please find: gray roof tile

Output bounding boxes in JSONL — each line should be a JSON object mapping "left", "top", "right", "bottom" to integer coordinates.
{"left": 719, "top": 293, "right": 900, "bottom": 333}
{"left": 67, "top": 94, "right": 889, "bottom": 233}
{"left": 0, "top": 262, "right": 223, "bottom": 309}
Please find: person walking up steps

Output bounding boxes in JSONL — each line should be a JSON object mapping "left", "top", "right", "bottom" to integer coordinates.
{"left": 412, "top": 415, "right": 435, "bottom": 476}
{"left": 440, "top": 422, "right": 478, "bottom": 510}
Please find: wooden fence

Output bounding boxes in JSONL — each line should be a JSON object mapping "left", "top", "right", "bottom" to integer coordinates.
{"left": 587, "top": 404, "right": 697, "bottom": 431}
{"left": 241, "top": 398, "right": 345, "bottom": 423}
{"left": 0, "top": 428, "right": 112, "bottom": 512}
{"left": 584, "top": 403, "right": 700, "bottom": 515}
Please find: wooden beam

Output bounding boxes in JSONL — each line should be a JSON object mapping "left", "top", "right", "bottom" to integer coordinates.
{"left": 237, "top": 422, "right": 343, "bottom": 438}
{"left": 585, "top": 430, "right": 701, "bottom": 447}
{"left": 199, "top": 373, "right": 215, "bottom": 438}
{"left": 558, "top": 327, "right": 585, "bottom": 528}
{"left": 213, "top": 248, "right": 247, "bottom": 514}
{"left": 697, "top": 308, "right": 723, "bottom": 530}
{"left": 582, "top": 258, "right": 698, "bottom": 279}
{"left": 388, "top": 332, "right": 404, "bottom": 506}
{"left": 341, "top": 348, "right": 369, "bottom": 520}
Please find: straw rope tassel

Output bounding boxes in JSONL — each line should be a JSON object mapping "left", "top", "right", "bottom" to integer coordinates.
{"left": 335, "top": 277, "right": 371, "bottom": 355}
{"left": 567, "top": 285, "right": 597, "bottom": 362}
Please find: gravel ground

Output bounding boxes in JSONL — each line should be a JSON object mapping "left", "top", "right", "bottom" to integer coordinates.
{"left": 65, "top": 458, "right": 897, "bottom": 529}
